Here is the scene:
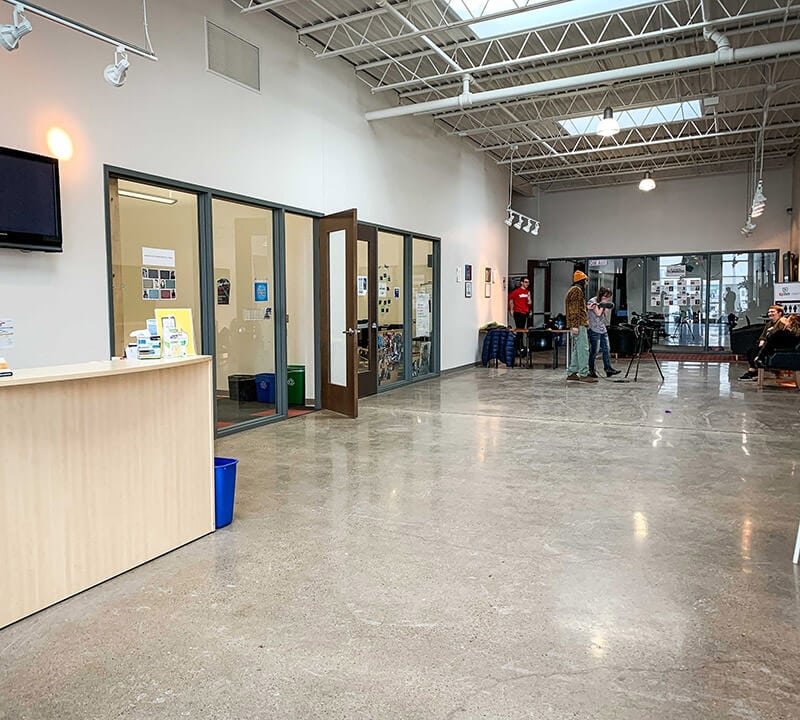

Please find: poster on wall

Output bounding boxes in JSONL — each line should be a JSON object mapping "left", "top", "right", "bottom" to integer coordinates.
{"left": 465, "top": 281, "right": 472, "bottom": 298}
{"left": 142, "top": 247, "right": 175, "bottom": 268}
{"left": 217, "top": 278, "right": 230, "bottom": 305}
{"left": 415, "top": 293, "right": 430, "bottom": 336}
{"left": 665, "top": 263, "right": 686, "bottom": 278}
{"left": 357, "top": 276, "right": 368, "bottom": 296}
{"left": 0, "top": 318, "right": 15, "bottom": 349}
{"left": 142, "top": 268, "right": 177, "bottom": 300}
{"left": 379, "top": 282, "right": 388, "bottom": 298}
{"left": 464, "top": 264, "right": 472, "bottom": 281}
{"left": 254, "top": 281, "right": 268, "bottom": 302}
{"left": 484, "top": 283, "right": 491, "bottom": 298}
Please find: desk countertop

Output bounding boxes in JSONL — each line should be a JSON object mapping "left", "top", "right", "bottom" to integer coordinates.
{"left": 0, "top": 355, "right": 211, "bottom": 389}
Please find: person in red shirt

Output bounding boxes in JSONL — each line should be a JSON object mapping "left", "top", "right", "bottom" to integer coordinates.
{"left": 508, "top": 277, "right": 532, "bottom": 330}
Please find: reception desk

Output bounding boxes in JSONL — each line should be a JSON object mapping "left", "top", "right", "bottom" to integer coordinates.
{"left": 0, "top": 356, "right": 215, "bottom": 628}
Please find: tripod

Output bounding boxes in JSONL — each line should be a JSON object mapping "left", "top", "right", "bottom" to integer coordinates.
{"left": 625, "top": 327, "right": 664, "bottom": 382}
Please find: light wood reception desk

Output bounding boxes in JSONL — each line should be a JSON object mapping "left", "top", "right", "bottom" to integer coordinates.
{"left": 0, "top": 356, "right": 215, "bottom": 628}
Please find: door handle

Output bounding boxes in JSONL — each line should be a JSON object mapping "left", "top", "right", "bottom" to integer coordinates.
{"left": 342, "top": 328, "right": 355, "bottom": 335}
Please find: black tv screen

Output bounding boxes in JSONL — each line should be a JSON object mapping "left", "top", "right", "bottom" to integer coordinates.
{"left": 0, "top": 146, "right": 63, "bottom": 252}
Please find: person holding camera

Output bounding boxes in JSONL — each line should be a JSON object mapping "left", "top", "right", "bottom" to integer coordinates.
{"left": 587, "top": 287, "right": 621, "bottom": 378}
{"left": 564, "top": 270, "right": 597, "bottom": 383}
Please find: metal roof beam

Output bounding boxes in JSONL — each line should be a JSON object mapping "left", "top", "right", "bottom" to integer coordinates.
{"left": 496, "top": 119, "right": 800, "bottom": 164}
{"left": 363, "top": 6, "right": 794, "bottom": 94}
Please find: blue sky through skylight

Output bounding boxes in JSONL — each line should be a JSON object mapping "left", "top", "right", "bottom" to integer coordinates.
{"left": 449, "top": 0, "right": 649, "bottom": 39}
{"left": 557, "top": 101, "right": 703, "bottom": 136}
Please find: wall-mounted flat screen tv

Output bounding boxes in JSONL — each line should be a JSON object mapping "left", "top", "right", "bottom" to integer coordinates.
{"left": 0, "top": 146, "right": 63, "bottom": 252}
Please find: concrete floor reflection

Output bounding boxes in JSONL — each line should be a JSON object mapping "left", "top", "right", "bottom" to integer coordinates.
{"left": 1, "top": 362, "right": 798, "bottom": 719}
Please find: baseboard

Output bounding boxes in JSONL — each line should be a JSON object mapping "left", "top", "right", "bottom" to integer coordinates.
{"left": 442, "top": 362, "right": 479, "bottom": 375}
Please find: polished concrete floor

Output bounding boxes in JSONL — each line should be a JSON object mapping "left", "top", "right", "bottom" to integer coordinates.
{"left": 2, "top": 362, "right": 800, "bottom": 719}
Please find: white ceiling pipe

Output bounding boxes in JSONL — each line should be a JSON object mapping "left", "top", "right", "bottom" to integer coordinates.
{"left": 365, "top": 39, "right": 800, "bottom": 122}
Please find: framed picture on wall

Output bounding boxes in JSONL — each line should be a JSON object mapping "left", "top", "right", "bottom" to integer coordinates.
{"left": 465, "top": 281, "right": 472, "bottom": 298}
{"left": 484, "top": 267, "right": 492, "bottom": 283}
{"left": 484, "top": 283, "right": 491, "bottom": 298}
{"left": 465, "top": 264, "right": 472, "bottom": 281}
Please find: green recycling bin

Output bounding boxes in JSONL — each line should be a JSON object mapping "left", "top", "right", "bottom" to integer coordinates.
{"left": 287, "top": 365, "right": 305, "bottom": 406}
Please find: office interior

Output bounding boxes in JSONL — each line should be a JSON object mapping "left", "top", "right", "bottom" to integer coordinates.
{"left": 2, "top": 1, "right": 800, "bottom": 717}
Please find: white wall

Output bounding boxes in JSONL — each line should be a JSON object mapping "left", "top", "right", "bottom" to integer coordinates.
{"left": 509, "top": 168, "right": 792, "bottom": 270}
{"left": 0, "top": 0, "right": 507, "bottom": 370}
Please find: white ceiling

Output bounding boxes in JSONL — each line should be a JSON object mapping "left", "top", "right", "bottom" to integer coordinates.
{"left": 228, "top": 0, "right": 800, "bottom": 194}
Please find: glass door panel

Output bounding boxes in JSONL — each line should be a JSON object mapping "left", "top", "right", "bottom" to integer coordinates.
{"left": 411, "top": 237, "right": 434, "bottom": 378}
{"left": 329, "top": 229, "right": 348, "bottom": 387}
{"left": 211, "top": 198, "right": 275, "bottom": 431}
{"left": 109, "top": 178, "right": 200, "bottom": 358}
{"left": 646, "top": 254, "right": 707, "bottom": 349}
{"left": 377, "top": 231, "right": 405, "bottom": 387}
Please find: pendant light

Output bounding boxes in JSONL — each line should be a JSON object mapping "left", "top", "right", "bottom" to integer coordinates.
{"left": 638, "top": 171, "right": 656, "bottom": 192}
{"left": 596, "top": 107, "right": 620, "bottom": 137}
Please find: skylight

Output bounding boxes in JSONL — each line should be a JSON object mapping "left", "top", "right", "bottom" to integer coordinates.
{"left": 558, "top": 101, "right": 704, "bottom": 136}
{"left": 449, "top": 0, "right": 648, "bottom": 40}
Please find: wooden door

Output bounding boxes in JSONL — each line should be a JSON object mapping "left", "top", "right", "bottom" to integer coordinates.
{"left": 319, "top": 210, "right": 358, "bottom": 417}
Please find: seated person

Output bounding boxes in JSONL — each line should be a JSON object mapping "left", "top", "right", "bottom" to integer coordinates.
{"left": 754, "top": 313, "right": 800, "bottom": 367}
{"left": 740, "top": 305, "right": 789, "bottom": 380}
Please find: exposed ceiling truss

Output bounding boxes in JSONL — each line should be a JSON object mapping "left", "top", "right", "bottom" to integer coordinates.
{"left": 228, "top": 0, "right": 800, "bottom": 193}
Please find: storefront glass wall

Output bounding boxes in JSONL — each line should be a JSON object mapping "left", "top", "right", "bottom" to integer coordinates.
{"left": 411, "top": 237, "right": 434, "bottom": 378}
{"left": 377, "top": 231, "right": 405, "bottom": 386}
{"left": 211, "top": 199, "right": 276, "bottom": 430}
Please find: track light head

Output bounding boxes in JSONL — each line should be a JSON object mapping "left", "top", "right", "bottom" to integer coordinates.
{"left": 504, "top": 210, "right": 514, "bottom": 227}
{"left": 0, "top": 4, "right": 32, "bottom": 51}
{"left": 104, "top": 45, "right": 130, "bottom": 87}
{"left": 532, "top": 221, "right": 540, "bottom": 236}
{"left": 750, "top": 179, "right": 766, "bottom": 217}
{"left": 638, "top": 171, "right": 656, "bottom": 192}
{"left": 513, "top": 216, "right": 523, "bottom": 229}
{"left": 596, "top": 107, "right": 620, "bottom": 138}
{"left": 523, "top": 219, "right": 533, "bottom": 232}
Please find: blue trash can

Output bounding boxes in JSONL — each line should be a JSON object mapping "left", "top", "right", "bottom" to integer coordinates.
{"left": 255, "top": 372, "right": 275, "bottom": 403}
{"left": 214, "top": 457, "right": 239, "bottom": 529}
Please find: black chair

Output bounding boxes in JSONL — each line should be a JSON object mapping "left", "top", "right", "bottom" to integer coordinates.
{"left": 730, "top": 324, "right": 765, "bottom": 356}
{"left": 760, "top": 338, "right": 800, "bottom": 390}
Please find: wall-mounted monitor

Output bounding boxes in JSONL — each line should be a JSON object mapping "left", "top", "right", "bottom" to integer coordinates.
{"left": 0, "top": 146, "right": 63, "bottom": 252}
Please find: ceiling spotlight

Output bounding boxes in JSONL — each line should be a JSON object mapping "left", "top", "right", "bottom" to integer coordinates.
{"left": 638, "top": 171, "right": 656, "bottom": 192}
{"left": 513, "top": 216, "right": 523, "bottom": 229}
{"left": 104, "top": 45, "right": 130, "bottom": 87}
{"left": 532, "top": 221, "right": 540, "bottom": 236}
{"left": 751, "top": 179, "right": 766, "bottom": 218}
{"left": 0, "top": 4, "right": 32, "bottom": 51}
{"left": 523, "top": 219, "right": 533, "bottom": 232}
{"left": 504, "top": 210, "right": 514, "bottom": 227}
{"left": 596, "top": 107, "right": 620, "bottom": 138}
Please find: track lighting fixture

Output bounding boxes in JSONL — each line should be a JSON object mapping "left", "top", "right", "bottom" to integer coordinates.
{"left": 741, "top": 218, "right": 757, "bottom": 236}
{"left": 104, "top": 45, "right": 130, "bottom": 87}
{"left": 503, "top": 145, "right": 542, "bottom": 236}
{"left": 596, "top": 107, "right": 620, "bottom": 138}
{"left": 750, "top": 179, "right": 766, "bottom": 218}
{"left": 0, "top": 4, "right": 32, "bottom": 51}
{"left": 638, "top": 171, "right": 656, "bottom": 192}
{"left": 504, "top": 209, "right": 541, "bottom": 236}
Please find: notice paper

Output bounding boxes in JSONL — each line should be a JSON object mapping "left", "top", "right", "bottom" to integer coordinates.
{"left": 0, "top": 319, "right": 15, "bottom": 349}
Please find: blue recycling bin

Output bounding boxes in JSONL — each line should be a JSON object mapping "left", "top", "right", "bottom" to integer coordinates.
{"left": 214, "top": 457, "right": 239, "bottom": 529}
{"left": 255, "top": 373, "right": 275, "bottom": 403}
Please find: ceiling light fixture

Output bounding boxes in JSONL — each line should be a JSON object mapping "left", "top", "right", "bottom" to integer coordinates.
{"left": 104, "top": 45, "right": 130, "bottom": 87}
{"left": 502, "top": 144, "right": 542, "bottom": 236}
{"left": 0, "top": 3, "right": 32, "bottom": 51}
{"left": 118, "top": 189, "right": 177, "bottom": 205}
{"left": 596, "top": 107, "right": 620, "bottom": 138}
{"left": 750, "top": 179, "right": 766, "bottom": 218}
{"left": 638, "top": 171, "right": 656, "bottom": 192}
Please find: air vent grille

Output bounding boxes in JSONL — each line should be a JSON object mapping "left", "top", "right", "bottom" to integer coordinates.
{"left": 206, "top": 20, "right": 260, "bottom": 92}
